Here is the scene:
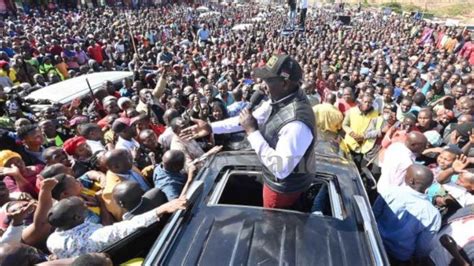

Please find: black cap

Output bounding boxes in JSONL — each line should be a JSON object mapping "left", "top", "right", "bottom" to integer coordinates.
{"left": 254, "top": 54, "right": 302, "bottom": 82}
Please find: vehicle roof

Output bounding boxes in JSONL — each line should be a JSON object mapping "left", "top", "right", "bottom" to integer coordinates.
{"left": 147, "top": 144, "right": 374, "bottom": 265}
{"left": 163, "top": 205, "right": 372, "bottom": 266}
{"left": 26, "top": 71, "right": 133, "bottom": 104}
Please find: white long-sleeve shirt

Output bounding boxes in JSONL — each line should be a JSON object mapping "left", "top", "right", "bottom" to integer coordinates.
{"left": 0, "top": 224, "right": 24, "bottom": 244}
{"left": 299, "top": 0, "right": 308, "bottom": 9}
{"left": 47, "top": 208, "right": 159, "bottom": 259}
{"left": 211, "top": 99, "right": 313, "bottom": 180}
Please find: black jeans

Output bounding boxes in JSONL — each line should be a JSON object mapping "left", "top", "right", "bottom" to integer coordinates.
{"left": 299, "top": 8, "right": 307, "bottom": 28}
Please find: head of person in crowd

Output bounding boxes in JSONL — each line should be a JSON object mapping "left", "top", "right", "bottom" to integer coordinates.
{"left": 78, "top": 123, "right": 104, "bottom": 142}
{"left": 436, "top": 108, "right": 455, "bottom": 126}
{"left": 117, "top": 97, "right": 133, "bottom": 111}
{"left": 63, "top": 136, "right": 93, "bottom": 162}
{"left": 112, "top": 180, "right": 167, "bottom": 216}
{"left": 163, "top": 108, "right": 180, "bottom": 127}
{"left": 405, "top": 131, "right": 428, "bottom": 155}
{"left": 40, "top": 163, "right": 74, "bottom": 179}
{"left": 14, "top": 118, "right": 31, "bottom": 131}
{"left": 71, "top": 252, "right": 113, "bottom": 266}
{"left": 104, "top": 149, "right": 133, "bottom": 175}
{"left": 459, "top": 98, "right": 474, "bottom": 116}
{"left": 162, "top": 150, "right": 185, "bottom": 173}
{"left": 436, "top": 145, "right": 462, "bottom": 171}
{"left": 0, "top": 243, "right": 47, "bottom": 265}
{"left": 417, "top": 108, "right": 435, "bottom": 132}
{"left": 325, "top": 93, "right": 337, "bottom": 105}
{"left": 112, "top": 117, "right": 137, "bottom": 141}
{"left": 457, "top": 169, "right": 474, "bottom": 193}
{"left": 170, "top": 117, "right": 189, "bottom": 136}
{"left": 0, "top": 150, "right": 28, "bottom": 175}
{"left": 400, "top": 97, "right": 413, "bottom": 114}
{"left": 43, "top": 146, "right": 71, "bottom": 167}
{"left": 405, "top": 164, "right": 434, "bottom": 193}
{"left": 210, "top": 100, "right": 228, "bottom": 121}
{"left": 50, "top": 173, "right": 83, "bottom": 201}
{"left": 38, "top": 119, "right": 59, "bottom": 140}
{"left": 17, "top": 124, "right": 44, "bottom": 151}
{"left": 138, "top": 129, "right": 159, "bottom": 151}
{"left": 342, "top": 87, "right": 355, "bottom": 104}
{"left": 359, "top": 93, "right": 374, "bottom": 114}
{"left": 48, "top": 196, "right": 87, "bottom": 231}
{"left": 452, "top": 122, "right": 474, "bottom": 147}
{"left": 102, "top": 98, "right": 120, "bottom": 116}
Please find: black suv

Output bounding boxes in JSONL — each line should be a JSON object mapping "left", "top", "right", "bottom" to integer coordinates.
{"left": 135, "top": 141, "right": 390, "bottom": 265}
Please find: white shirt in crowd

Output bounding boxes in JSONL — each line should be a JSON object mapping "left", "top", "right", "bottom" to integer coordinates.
{"left": 377, "top": 142, "right": 416, "bottom": 193}
{"left": 211, "top": 94, "right": 313, "bottom": 180}
{"left": 0, "top": 224, "right": 24, "bottom": 244}
{"left": 443, "top": 183, "right": 474, "bottom": 208}
{"left": 115, "top": 136, "right": 140, "bottom": 152}
{"left": 158, "top": 127, "right": 174, "bottom": 150}
{"left": 47, "top": 208, "right": 159, "bottom": 259}
{"left": 299, "top": 0, "right": 308, "bottom": 9}
{"left": 86, "top": 140, "right": 106, "bottom": 154}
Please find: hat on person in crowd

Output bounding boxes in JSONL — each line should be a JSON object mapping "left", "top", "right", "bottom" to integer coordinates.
{"left": 424, "top": 130, "right": 442, "bottom": 147}
{"left": 254, "top": 54, "right": 303, "bottom": 82}
{"left": 117, "top": 97, "right": 132, "bottom": 110}
{"left": 69, "top": 116, "right": 89, "bottom": 127}
{"left": 63, "top": 136, "right": 87, "bottom": 156}
{"left": 102, "top": 96, "right": 117, "bottom": 105}
{"left": 0, "top": 60, "right": 9, "bottom": 69}
{"left": 0, "top": 150, "right": 21, "bottom": 167}
{"left": 112, "top": 117, "right": 132, "bottom": 133}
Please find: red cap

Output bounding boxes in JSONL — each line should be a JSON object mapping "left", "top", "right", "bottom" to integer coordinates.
{"left": 63, "top": 136, "right": 87, "bottom": 156}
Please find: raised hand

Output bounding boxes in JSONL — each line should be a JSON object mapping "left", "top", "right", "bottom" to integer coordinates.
{"left": 179, "top": 118, "right": 212, "bottom": 140}
{"left": 453, "top": 154, "right": 469, "bottom": 173}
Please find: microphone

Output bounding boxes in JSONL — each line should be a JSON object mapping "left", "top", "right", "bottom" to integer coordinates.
{"left": 247, "top": 89, "right": 265, "bottom": 111}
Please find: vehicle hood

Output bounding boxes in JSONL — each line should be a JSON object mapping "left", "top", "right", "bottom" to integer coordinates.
{"left": 164, "top": 205, "right": 371, "bottom": 266}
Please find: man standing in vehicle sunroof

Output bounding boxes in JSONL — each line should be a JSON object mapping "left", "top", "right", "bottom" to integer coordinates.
{"left": 181, "top": 54, "right": 315, "bottom": 209}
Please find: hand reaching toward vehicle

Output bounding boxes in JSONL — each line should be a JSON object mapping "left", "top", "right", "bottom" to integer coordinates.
{"left": 157, "top": 197, "right": 188, "bottom": 215}
{"left": 453, "top": 154, "right": 469, "bottom": 173}
{"left": 180, "top": 118, "right": 212, "bottom": 140}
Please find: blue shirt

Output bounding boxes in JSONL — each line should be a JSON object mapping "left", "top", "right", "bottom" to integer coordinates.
{"left": 153, "top": 165, "right": 186, "bottom": 200}
{"left": 373, "top": 186, "right": 441, "bottom": 261}
{"left": 197, "top": 28, "right": 210, "bottom": 41}
{"left": 227, "top": 101, "right": 249, "bottom": 117}
{"left": 119, "top": 87, "right": 133, "bottom": 98}
{"left": 216, "top": 92, "right": 235, "bottom": 107}
{"left": 117, "top": 170, "right": 150, "bottom": 192}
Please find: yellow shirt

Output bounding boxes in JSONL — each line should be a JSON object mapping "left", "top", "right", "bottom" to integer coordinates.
{"left": 313, "top": 103, "right": 344, "bottom": 134}
{"left": 343, "top": 107, "right": 379, "bottom": 153}
{"left": 102, "top": 167, "right": 146, "bottom": 221}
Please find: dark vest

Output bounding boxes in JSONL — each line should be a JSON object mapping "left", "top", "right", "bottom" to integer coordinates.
{"left": 259, "top": 89, "right": 316, "bottom": 193}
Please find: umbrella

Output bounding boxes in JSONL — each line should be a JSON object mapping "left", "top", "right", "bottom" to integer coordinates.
{"left": 196, "top": 6, "right": 209, "bottom": 12}
{"left": 199, "top": 11, "right": 221, "bottom": 18}
{"left": 232, "top": 23, "right": 253, "bottom": 31}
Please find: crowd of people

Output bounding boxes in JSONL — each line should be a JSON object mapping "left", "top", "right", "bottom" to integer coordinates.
{"left": 0, "top": 1, "right": 473, "bottom": 265}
